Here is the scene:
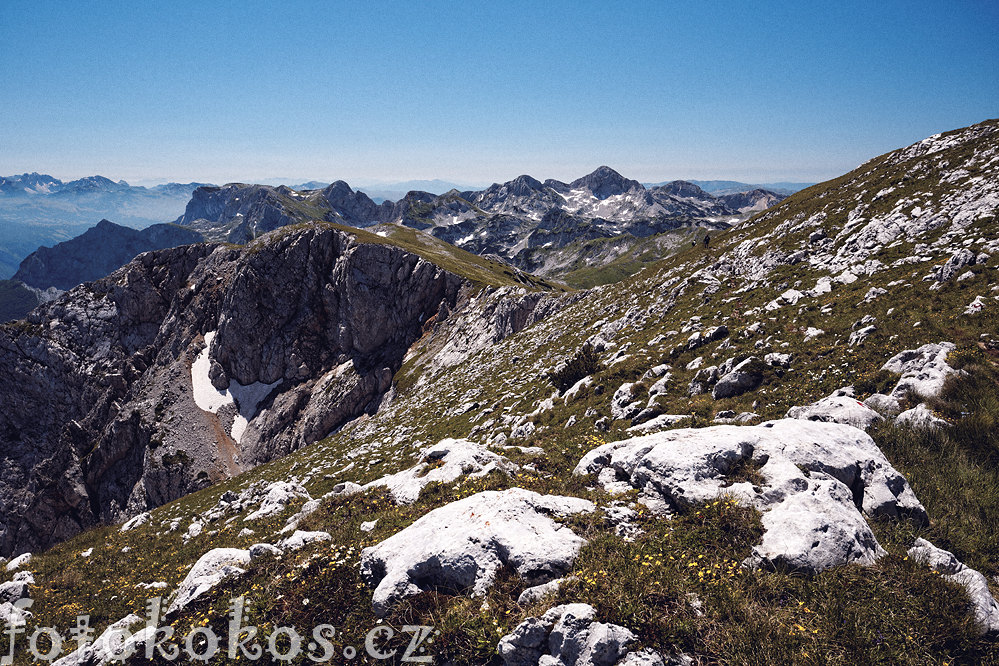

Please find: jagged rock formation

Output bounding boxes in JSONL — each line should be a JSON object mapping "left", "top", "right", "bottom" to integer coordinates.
{"left": 0, "top": 224, "right": 568, "bottom": 557}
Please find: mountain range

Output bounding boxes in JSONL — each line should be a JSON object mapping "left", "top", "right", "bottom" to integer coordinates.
{"left": 173, "top": 167, "right": 782, "bottom": 280}
{"left": 0, "top": 174, "right": 208, "bottom": 279}
{"left": 675, "top": 179, "right": 815, "bottom": 196}
{"left": 0, "top": 168, "right": 784, "bottom": 322}
{"left": 0, "top": 120, "right": 996, "bottom": 663}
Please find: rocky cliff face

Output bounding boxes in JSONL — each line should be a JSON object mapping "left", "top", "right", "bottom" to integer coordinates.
{"left": 0, "top": 224, "right": 568, "bottom": 557}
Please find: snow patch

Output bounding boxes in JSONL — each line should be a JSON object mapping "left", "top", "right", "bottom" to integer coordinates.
{"left": 191, "top": 331, "right": 280, "bottom": 443}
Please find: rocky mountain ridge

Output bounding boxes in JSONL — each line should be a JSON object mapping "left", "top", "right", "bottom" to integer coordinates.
{"left": 13, "top": 219, "right": 204, "bottom": 291}
{"left": 0, "top": 175, "right": 208, "bottom": 280}
{"left": 174, "top": 167, "right": 783, "bottom": 283}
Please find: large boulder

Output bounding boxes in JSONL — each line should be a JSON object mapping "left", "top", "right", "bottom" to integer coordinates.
{"left": 935, "top": 248, "right": 977, "bottom": 282}
{"left": 360, "top": 488, "right": 594, "bottom": 616}
{"left": 52, "top": 613, "right": 145, "bottom": 666}
{"left": 611, "top": 383, "right": 643, "bottom": 420}
{"left": 574, "top": 420, "right": 926, "bottom": 573}
{"left": 712, "top": 358, "right": 764, "bottom": 400}
{"left": 365, "top": 439, "right": 517, "bottom": 504}
{"left": 498, "top": 603, "right": 646, "bottom": 666}
{"left": 166, "top": 548, "right": 250, "bottom": 615}
{"left": 244, "top": 481, "right": 310, "bottom": 521}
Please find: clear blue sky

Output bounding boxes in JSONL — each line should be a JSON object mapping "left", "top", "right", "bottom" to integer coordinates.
{"left": 1, "top": 0, "right": 996, "bottom": 186}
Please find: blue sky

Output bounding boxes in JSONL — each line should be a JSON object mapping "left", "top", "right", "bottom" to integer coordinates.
{"left": 1, "top": 0, "right": 996, "bottom": 186}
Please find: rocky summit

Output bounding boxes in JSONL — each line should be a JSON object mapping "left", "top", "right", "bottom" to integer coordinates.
{"left": 0, "top": 119, "right": 997, "bottom": 664}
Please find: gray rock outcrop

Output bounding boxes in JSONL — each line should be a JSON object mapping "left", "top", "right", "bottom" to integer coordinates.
{"left": 712, "top": 357, "right": 764, "bottom": 399}
{"left": 882, "top": 342, "right": 960, "bottom": 400}
{"left": 498, "top": 603, "right": 662, "bottom": 666}
{"left": 786, "top": 390, "right": 883, "bottom": 430}
{"left": 364, "top": 439, "right": 518, "bottom": 504}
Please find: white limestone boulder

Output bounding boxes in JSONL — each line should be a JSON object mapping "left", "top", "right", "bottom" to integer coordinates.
{"left": 166, "top": 548, "right": 250, "bottom": 615}
{"left": 244, "top": 481, "right": 310, "bottom": 521}
{"left": 574, "top": 420, "right": 926, "bottom": 574}
{"left": 277, "top": 530, "right": 331, "bottom": 551}
{"left": 364, "top": 439, "right": 517, "bottom": 504}
{"left": 52, "top": 614, "right": 144, "bottom": 666}
{"left": 360, "top": 488, "right": 594, "bottom": 616}
{"left": 120, "top": 511, "right": 151, "bottom": 532}
{"left": 882, "top": 342, "right": 960, "bottom": 400}
{"left": 896, "top": 403, "right": 949, "bottom": 430}
{"left": 908, "top": 538, "right": 999, "bottom": 635}
{"left": 498, "top": 603, "right": 654, "bottom": 666}
{"left": 5, "top": 553, "right": 31, "bottom": 572}
{"left": 786, "top": 392, "right": 883, "bottom": 431}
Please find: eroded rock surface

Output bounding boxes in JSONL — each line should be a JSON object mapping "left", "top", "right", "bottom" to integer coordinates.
{"left": 365, "top": 439, "right": 518, "bottom": 504}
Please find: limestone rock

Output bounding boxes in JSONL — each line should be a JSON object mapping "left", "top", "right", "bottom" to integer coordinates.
{"left": 365, "top": 439, "right": 518, "bottom": 504}
{"left": 0, "top": 579, "right": 29, "bottom": 604}
{"left": 908, "top": 538, "right": 999, "bottom": 635}
{"left": 244, "top": 481, "right": 310, "bottom": 521}
{"left": 882, "top": 342, "right": 959, "bottom": 399}
{"left": 936, "top": 248, "right": 977, "bottom": 282}
{"left": 611, "top": 383, "right": 643, "bottom": 420}
{"left": 896, "top": 403, "right": 948, "bottom": 430}
{"left": 360, "top": 488, "right": 594, "bottom": 616}
{"left": 52, "top": 613, "right": 145, "bottom": 666}
{"left": 5, "top": 553, "right": 31, "bottom": 571}
{"left": 498, "top": 603, "right": 648, "bottom": 666}
{"left": 575, "top": 420, "right": 926, "bottom": 573}
{"left": 863, "top": 393, "right": 901, "bottom": 416}
{"left": 848, "top": 325, "right": 877, "bottom": 346}
{"left": 786, "top": 392, "right": 883, "bottom": 430}
{"left": 712, "top": 357, "right": 764, "bottom": 399}
{"left": 277, "top": 530, "right": 332, "bottom": 552}
{"left": 119, "top": 512, "right": 151, "bottom": 532}
{"left": 248, "top": 543, "right": 283, "bottom": 560}
{"left": 166, "top": 548, "right": 250, "bottom": 615}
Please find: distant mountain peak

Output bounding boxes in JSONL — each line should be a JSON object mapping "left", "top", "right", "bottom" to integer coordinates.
{"left": 569, "top": 166, "right": 644, "bottom": 199}
{"left": 655, "top": 180, "right": 711, "bottom": 198}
